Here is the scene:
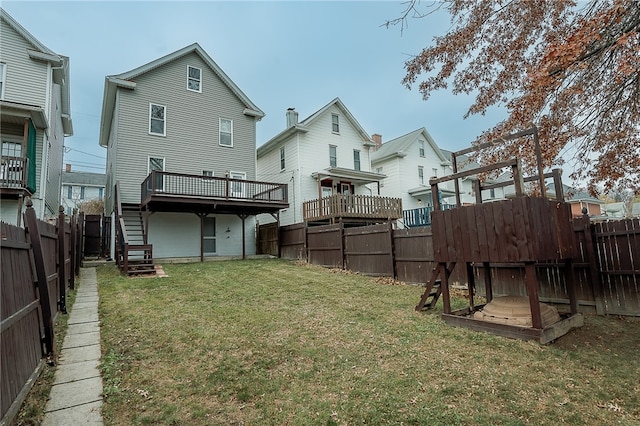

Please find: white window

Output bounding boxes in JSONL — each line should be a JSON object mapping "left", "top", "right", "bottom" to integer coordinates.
{"left": 148, "top": 157, "right": 165, "bottom": 191}
{"left": 80, "top": 187, "right": 85, "bottom": 200}
{"left": 418, "top": 166, "right": 424, "bottom": 185}
{"left": 99, "top": 187, "right": 104, "bottom": 199}
{"left": 187, "top": 65, "right": 202, "bottom": 92}
{"left": 353, "top": 150, "right": 361, "bottom": 171}
{"left": 280, "top": 147, "right": 285, "bottom": 171}
{"left": 419, "top": 140, "right": 425, "bottom": 157}
{"left": 331, "top": 114, "right": 340, "bottom": 133}
{"left": 0, "top": 63, "right": 5, "bottom": 99}
{"left": 376, "top": 167, "right": 384, "bottom": 187}
{"left": 67, "top": 186, "right": 72, "bottom": 199}
{"left": 219, "top": 118, "right": 233, "bottom": 147}
{"left": 432, "top": 168, "right": 438, "bottom": 178}
{"left": 229, "top": 171, "right": 246, "bottom": 198}
{"left": 202, "top": 170, "right": 213, "bottom": 177}
{"left": 149, "top": 103, "right": 166, "bottom": 136}
{"left": 329, "top": 145, "right": 337, "bottom": 167}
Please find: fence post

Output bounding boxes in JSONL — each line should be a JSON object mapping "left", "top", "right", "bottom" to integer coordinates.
{"left": 76, "top": 211, "right": 84, "bottom": 276}
{"left": 57, "top": 206, "right": 67, "bottom": 314}
{"left": 70, "top": 209, "right": 77, "bottom": 289}
{"left": 24, "top": 198, "right": 56, "bottom": 362}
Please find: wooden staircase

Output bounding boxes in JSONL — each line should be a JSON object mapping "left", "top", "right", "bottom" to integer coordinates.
{"left": 114, "top": 182, "right": 155, "bottom": 276}
{"left": 415, "top": 263, "right": 455, "bottom": 311}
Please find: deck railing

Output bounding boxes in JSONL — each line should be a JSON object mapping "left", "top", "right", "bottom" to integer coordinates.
{"left": 0, "top": 156, "right": 27, "bottom": 188}
{"left": 141, "top": 171, "right": 288, "bottom": 204}
{"left": 303, "top": 194, "right": 402, "bottom": 222}
{"left": 403, "top": 204, "right": 456, "bottom": 227}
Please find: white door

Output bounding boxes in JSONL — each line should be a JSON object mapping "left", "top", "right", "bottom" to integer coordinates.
{"left": 230, "top": 171, "right": 246, "bottom": 198}
{"left": 148, "top": 157, "right": 165, "bottom": 192}
{"left": 203, "top": 216, "right": 216, "bottom": 255}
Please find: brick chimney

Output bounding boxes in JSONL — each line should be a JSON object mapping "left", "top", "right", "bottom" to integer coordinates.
{"left": 286, "top": 107, "right": 298, "bottom": 128}
{"left": 371, "top": 134, "right": 382, "bottom": 151}
{"left": 65, "top": 163, "right": 71, "bottom": 172}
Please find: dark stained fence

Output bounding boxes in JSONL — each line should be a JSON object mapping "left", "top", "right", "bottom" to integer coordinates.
{"left": 280, "top": 223, "right": 307, "bottom": 260}
{"left": 0, "top": 203, "right": 79, "bottom": 424}
{"left": 256, "top": 222, "right": 279, "bottom": 256}
{"left": 594, "top": 218, "right": 640, "bottom": 316}
{"left": 393, "top": 227, "right": 434, "bottom": 284}
{"left": 307, "top": 223, "right": 343, "bottom": 268}
{"left": 83, "top": 214, "right": 102, "bottom": 257}
{"left": 0, "top": 222, "right": 43, "bottom": 423}
{"left": 101, "top": 215, "right": 111, "bottom": 259}
{"left": 344, "top": 223, "right": 394, "bottom": 277}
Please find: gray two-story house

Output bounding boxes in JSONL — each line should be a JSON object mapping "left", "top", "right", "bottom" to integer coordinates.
{"left": 99, "top": 43, "right": 287, "bottom": 273}
{"left": 0, "top": 8, "right": 73, "bottom": 225}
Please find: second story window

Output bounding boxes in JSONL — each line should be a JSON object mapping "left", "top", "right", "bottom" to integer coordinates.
{"left": 418, "top": 166, "right": 424, "bottom": 185}
{"left": 67, "top": 185, "right": 72, "bottom": 199}
{"left": 219, "top": 118, "right": 233, "bottom": 147}
{"left": 149, "top": 103, "right": 166, "bottom": 136}
{"left": 80, "top": 186, "right": 85, "bottom": 200}
{"left": 99, "top": 187, "right": 104, "bottom": 199}
{"left": 0, "top": 63, "right": 5, "bottom": 99}
{"left": 353, "top": 150, "right": 361, "bottom": 171}
{"left": 329, "top": 145, "right": 337, "bottom": 167}
{"left": 419, "top": 140, "right": 425, "bottom": 157}
{"left": 280, "top": 147, "right": 286, "bottom": 171}
{"left": 432, "top": 168, "right": 438, "bottom": 178}
{"left": 331, "top": 114, "right": 340, "bottom": 133}
{"left": 202, "top": 170, "right": 213, "bottom": 177}
{"left": 187, "top": 65, "right": 202, "bottom": 92}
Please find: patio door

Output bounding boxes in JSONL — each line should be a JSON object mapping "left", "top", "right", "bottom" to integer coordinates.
{"left": 148, "top": 157, "right": 164, "bottom": 192}
{"left": 229, "top": 171, "right": 246, "bottom": 198}
{"left": 203, "top": 216, "right": 216, "bottom": 255}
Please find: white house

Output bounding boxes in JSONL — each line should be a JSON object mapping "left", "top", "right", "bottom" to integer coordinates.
{"left": 256, "top": 98, "right": 400, "bottom": 226}
{"left": 60, "top": 166, "right": 106, "bottom": 215}
{"left": 0, "top": 8, "right": 73, "bottom": 225}
{"left": 98, "top": 43, "right": 287, "bottom": 270}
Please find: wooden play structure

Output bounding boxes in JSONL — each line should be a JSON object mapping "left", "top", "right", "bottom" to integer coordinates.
{"left": 416, "top": 127, "right": 584, "bottom": 344}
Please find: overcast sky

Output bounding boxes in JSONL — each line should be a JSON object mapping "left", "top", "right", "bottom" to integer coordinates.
{"left": 3, "top": 1, "right": 508, "bottom": 173}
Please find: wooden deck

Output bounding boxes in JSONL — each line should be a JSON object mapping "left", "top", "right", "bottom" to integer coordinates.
{"left": 303, "top": 194, "right": 402, "bottom": 224}
{"left": 140, "top": 171, "right": 288, "bottom": 215}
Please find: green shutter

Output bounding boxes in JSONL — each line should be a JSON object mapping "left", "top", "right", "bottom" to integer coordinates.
{"left": 27, "top": 119, "right": 37, "bottom": 193}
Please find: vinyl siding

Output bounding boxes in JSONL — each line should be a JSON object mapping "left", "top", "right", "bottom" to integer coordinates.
{"left": 148, "top": 212, "right": 256, "bottom": 258}
{"left": 0, "top": 20, "right": 49, "bottom": 107}
{"left": 43, "top": 83, "right": 65, "bottom": 216}
{"left": 112, "top": 52, "right": 259, "bottom": 204}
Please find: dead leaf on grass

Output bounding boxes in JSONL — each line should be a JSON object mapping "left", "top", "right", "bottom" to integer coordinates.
{"left": 597, "top": 401, "right": 624, "bottom": 413}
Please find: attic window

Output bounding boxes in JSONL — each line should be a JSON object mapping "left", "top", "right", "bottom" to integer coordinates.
{"left": 419, "top": 140, "right": 425, "bottom": 157}
{"left": 187, "top": 65, "right": 202, "bottom": 92}
{"left": 331, "top": 114, "right": 340, "bottom": 133}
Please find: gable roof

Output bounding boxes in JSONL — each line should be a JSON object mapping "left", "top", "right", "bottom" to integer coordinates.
{"left": 257, "top": 97, "right": 373, "bottom": 157}
{"left": 371, "top": 127, "right": 450, "bottom": 165}
{"left": 0, "top": 8, "right": 73, "bottom": 135}
{"left": 99, "top": 42, "right": 263, "bottom": 147}
{"left": 62, "top": 171, "right": 106, "bottom": 186}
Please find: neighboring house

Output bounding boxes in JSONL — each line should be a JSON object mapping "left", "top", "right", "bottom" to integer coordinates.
{"left": 256, "top": 98, "right": 400, "bottom": 226}
{"left": 371, "top": 128, "right": 457, "bottom": 227}
{"left": 60, "top": 165, "right": 106, "bottom": 215}
{"left": 0, "top": 8, "right": 73, "bottom": 225}
{"left": 546, "top": 183, "right": 603, "bottom": 217}
{"left": 99, "top": 43, "right": 287, "bottom": 269}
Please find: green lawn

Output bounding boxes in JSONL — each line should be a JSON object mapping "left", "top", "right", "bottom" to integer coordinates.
{"left": 97, "top": 259, "right": 640, "bottom": 425}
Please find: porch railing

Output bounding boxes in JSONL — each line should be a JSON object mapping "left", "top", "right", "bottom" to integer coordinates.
{"left": 0, "top": 156, "right": 27, "bottom": 189}
{"left": 303, "top": 194, "right": 402, "bottom": 222}
{"left": 403, "top": 204, "right": 456, "bottom": 228}
{"left": 141, "top": 171, "right": 287, "bottom": 204}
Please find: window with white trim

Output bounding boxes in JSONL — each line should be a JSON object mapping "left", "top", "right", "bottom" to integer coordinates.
{"left": 149, "top": 103, "right": 166, "bottom": 136}
{"left": 187, "top": 65, "right": 202, "bottom": 92}
{"left": 331, "top": 114, "right": 340, "bottom": 133}
{"left": 219, "top": 118, "right": 233, "bottom": 147}
{"left": 202, "top": 170, "right": 213, "bottom": 177}
{"left": 329, "top": 145, "right": 337, "bottom": 167}
{"left": 353, "top": 150, "right": 361, "bottom": 171}
{"left": 280, "top": 147, "right": 285, "bottom": 171}
{"left": 80, "top": 187, "right": 85, "bottom": 200}
{"left": 376, "top": 167, "right": 384, "bottom": 187}
{"left": 418, "top": 166, "right": 424, "bottom": 185}
{"left": 418, "top": 140, "right": 425, "bottom": 157}
{"left": 0, "top": 63, "right": 5, "bottom": 99}
{"left": 432, "top": 168, "right": 438, "bottom": 178}
{"left": 67, "top": 185, "right": 72, "bottom": 199}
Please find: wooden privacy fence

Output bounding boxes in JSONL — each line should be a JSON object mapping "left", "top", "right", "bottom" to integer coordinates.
{"left": 0, "top": 201, "right": 82, "bottom": 425}
{"left": 275, "top": 217, "right": 640, "bottom": 316}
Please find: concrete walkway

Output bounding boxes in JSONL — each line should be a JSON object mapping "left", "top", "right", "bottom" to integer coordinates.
{"left": 43, "top": 267, "right": 103, "bottom": 425}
